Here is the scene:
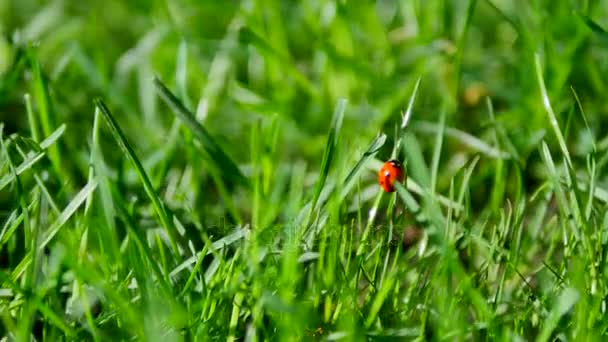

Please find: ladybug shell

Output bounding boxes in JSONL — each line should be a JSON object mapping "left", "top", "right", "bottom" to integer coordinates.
{"left": 378, "top": 160, "right": 405, "bottom": 192}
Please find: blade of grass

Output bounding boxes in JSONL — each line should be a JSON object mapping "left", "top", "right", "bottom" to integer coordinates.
{"left": 486, "top": 97, "right": 520, "bottom": 160}
{"left": 577, "top": 12, "right": 608, "bottom": 42}
{"left": 536, "top": 287, "right": 579, "bottom": 342}
{"left": 24, "top": 93, "right": 40, "bottom": 143}
{"left": 0, "top": 124, "right": 65, "bottom": 192}
{"left": 153, "top": 77, "right": 248, "bottom": 188}
{"left": 364, "top": 275, "right": 396, "bottom": 328}
{"left": 28, "top": 47, "right": 60, "bottom": 170}
{"left": 170, "top": 226, "right": 249, "bottom": 277}
{"left": 94, "top": 98, "right": 180, "bottom": 255}
{"left": 85, "top": 107, "right": 101, "bottom": 214}
{"left": 534, "top": 53, "right": 572, "bottom": 168}
{"left": 401, "top": 77, "right": 421, "bottom": 130}
{"left": 570, "top": 86, "right": 595, "bottom": 152}
{"left": 540, "top": 141, "right": 575, "bottom": 239}
{"left": 339, "top": 133, "right": 386, "bottom": 201}
{"left": 310, "top": 99, "right": 347, "bottom": 215}
{"left": 38, "top": 180, "right": 98, "bottom": 249}
{"left": 430, "top": 111, "right": 445, "bottom": 197}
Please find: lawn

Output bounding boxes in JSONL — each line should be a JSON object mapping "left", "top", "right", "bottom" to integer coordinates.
{"left": 2, "top": 0, "right": 608, "bottom": 340}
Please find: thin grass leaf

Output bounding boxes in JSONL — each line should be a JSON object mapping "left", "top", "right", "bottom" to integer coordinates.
{"left": 85, "top": 107, "right": 101, "bottom": 214}
{"left": 394, "top": 76, "right": 422, "bottom": 157}
{"left": 570, "top": 86, "right": 595, "bottom": 152}
{"left": 534, "top": 53, "right": 572, "bottom": 168}
{"left": 38, "top": 180, "right": 98, "bottom": 249}
{"left": 310, "top": 99, "right": 347, "bottom": 214}
{"left": 430, "top": 111, "right": 445, "bottom": 196}
{"left": 540, "top": 141, "right": 575, "bottom": 238}
{"left": 179, "top": 244, "right": 209, "bottom": 296}
{"left": 227, "top": 292, "right": 245, "bottom": 342}
{"left": 401, "top": 77, "right": 421, "bottom": 129}
{"left": 577, "top": 12, "right": 608, "bottom": 42}
{"left": 0, "top": 124, "right": 65, "bottom": 192}
{"left": 170, "top": 226, "right": 249, "bottom": 277}
{"left": 456, "top": 155, "right": 480, "bottom": 215}
{"left": 24, "top": 93, "right": 40, "bottom": 142}
{"left": 364, "top": 275, "right": 396, "bottom": 328}
{"left": 486, "top": 97, "right": 520, "bottom": 161}
{"left": 0, "top": 208, "right": 25, "bottom": 246}
{"left": 339, "top": 133, "right": 386, "bottom": 200}
{"left": 536, "top": 287, "right": 579, "bottom": 342}
{"left": 28, "top": 48, "right": 54, "bottom": 144}
{"left": 153, "top": 77, "right": 248, "bottom": 187}
{"left": 94, "top": 98, "right": 180, "bottom": 254}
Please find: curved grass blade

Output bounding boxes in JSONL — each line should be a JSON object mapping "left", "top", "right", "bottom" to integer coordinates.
{"left": 38, "top": 180, "right": 98, "bottom": 249}
{"left": 401, "top": 77, "right": 421, "bottom": 130}
{"left": 393, "top": 76, "right": 421, "bottom": 158}
{"left": 153, "top": 77, "right": 248, "bottom": 188}
{"left": 430, "top": 111, "right": 446, "bottom": 197}
{"left": 577, "top": 12, "right": 608, "bottom": 43}
{"left": 170, "top": 225, "right": 249, "bottom": 277}
{"left": 537, "top": 287, "right": 579, "bottom": 342}
{"left": 310, "top": 99, "right": 347, "bottom": 214}
{"left": 94, "top": 98, "right": 180, "bottom": 255}
{"left": 339, "top": 133, "right": 386, "bottom": 200}
{"left": 11, "top": 179, "right": 99, "bottom": 281}
{"left": 24, "top": 93, "right": 40, "bottom": 143}
{"left": 534, "top": 53, "right": 572, "bottom": 168}
{"left": 0, "top": 124, "right": 65, "bottom": 192}
{"left": 28, "top": 48, "right": 61, "bottom": 171}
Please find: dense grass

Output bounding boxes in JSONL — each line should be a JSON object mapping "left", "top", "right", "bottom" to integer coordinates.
{"left": 2, "top": 0, "right": 608, "bottom": 340}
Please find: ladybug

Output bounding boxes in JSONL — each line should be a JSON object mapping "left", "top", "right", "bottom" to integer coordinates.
{"left": 378, "top": 159, "right": 405, "bottom": 192}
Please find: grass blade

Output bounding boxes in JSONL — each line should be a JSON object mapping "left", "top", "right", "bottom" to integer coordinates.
{"left": 577, "top": 12, "right": 608, "bottom": 42}
{"left": 0, "top": 124, "right": 65, "bottom": 192}
{"left": 170, "top": 226, "right": 249, "bottom": 277}
{"left": 153, "top": 77, "right": 248, "bottom": 188}
{"left": 28, "top": 48, "right": 60, "bottom": 170}
{"left": 430, "top": 111, "right": 445, "bottom": 196}
{"left": 534, "top": 53, "right": 572, "bottom": 168}
{"left": 39, "top": 180, "right": 98, "bottom": 249}
{"left": 536, "top": 288, "right": 579, "bottom": 342}
{"left": 310, "top": 99, "right": 347, "bottom": 214}
{"left": 24, "top": 93, "right": 40, "bottom": 142}
{"left": 401, "top": 77, "right": 421, "bottom": 129}
{"left": 339, "top": 133, "right": 386, "bottom": 200}
{"left": 94, "top": 98, "right": 180, "bottom": 254}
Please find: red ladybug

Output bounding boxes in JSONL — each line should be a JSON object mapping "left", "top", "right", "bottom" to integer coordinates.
{"left": 378, "top": 160, "right": 405, "bottom": 192}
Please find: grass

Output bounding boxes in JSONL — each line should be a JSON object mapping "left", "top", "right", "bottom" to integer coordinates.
{"left": 2, "top": 0, "right": 608, "bottom": 340}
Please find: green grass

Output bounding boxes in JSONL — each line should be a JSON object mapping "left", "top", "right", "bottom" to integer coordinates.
{"left": 2, "top": 0, "right": 608, "bottom": 340}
